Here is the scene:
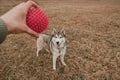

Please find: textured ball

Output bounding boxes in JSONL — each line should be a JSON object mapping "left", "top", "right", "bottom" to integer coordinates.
{"left": 26, "top": 7, "right": 48, "bottom": 33}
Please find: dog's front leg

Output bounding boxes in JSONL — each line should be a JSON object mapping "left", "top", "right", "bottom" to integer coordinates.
{"left": 53, "top": 53, "right": 59, "bottom": 70}
{"left": 60, "top": 54, "right": 66, "bottom": 66}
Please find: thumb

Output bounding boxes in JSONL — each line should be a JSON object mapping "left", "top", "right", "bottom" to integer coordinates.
{"left": 25, "top": 0, "right": 38, "bottom": 10}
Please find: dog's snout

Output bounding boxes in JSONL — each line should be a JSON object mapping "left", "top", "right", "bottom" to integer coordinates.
{"left": 56, "top": 42, "right": 59, "bottom": 45}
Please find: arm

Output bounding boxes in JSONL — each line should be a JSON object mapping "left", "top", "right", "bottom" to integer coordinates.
{"left": 0, "top": 18, "right": 8, "bottom": 44}
{"left": 0, "top": 0, "right": 39, "bottom": 44}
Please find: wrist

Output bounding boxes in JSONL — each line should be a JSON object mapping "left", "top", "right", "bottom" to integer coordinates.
{"left": 0, "top": 18, "right": 8, "bottom": 43}
{"left": 0, "top": 16, "right": 13, "bottom": 34}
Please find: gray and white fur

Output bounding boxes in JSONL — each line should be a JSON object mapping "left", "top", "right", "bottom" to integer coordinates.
{"left": 36, "top": 28, "right": 66, "bottom": 70}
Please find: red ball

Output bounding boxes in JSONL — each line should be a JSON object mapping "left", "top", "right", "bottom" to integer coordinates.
{"left": 26, "top": 7, "right": 48, "bottom": 33}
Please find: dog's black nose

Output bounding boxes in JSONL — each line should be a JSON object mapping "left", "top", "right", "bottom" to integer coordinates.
{"left": 56, "top": 42, "right": 59, "bottom": 45}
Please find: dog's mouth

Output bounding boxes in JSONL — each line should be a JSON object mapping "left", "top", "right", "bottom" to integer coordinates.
{"left": 56, "top": 42, "right": 60, "bottom": 48}
{"left": 57, "top": 44, "right": 60, "bottom": 47}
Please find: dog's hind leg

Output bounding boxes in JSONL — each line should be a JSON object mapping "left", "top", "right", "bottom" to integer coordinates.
{"left": 36, "top": 39, "right": 44, "bottom": 57}
{"left": 36, "top": 43, "right": 44, "bottom": 56}
{"left": 37, "top": 48, "right": 40, "bottom": 57}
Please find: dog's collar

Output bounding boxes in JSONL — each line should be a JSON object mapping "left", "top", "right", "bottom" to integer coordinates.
{"left": 58, "top": 46, "right": 65, "bottom": 49}
{"left": 57, "top": 45, "right": 65, "bottom": 53}
{"left": 51, "top": 40, "right": 66, "bottom": 53}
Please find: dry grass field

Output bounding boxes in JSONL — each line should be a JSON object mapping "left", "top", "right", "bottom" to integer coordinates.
{"left": 0, "top": 0, "right": 120, "bottom": 80}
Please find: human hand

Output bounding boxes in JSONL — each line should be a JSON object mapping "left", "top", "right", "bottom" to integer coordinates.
{"left": 0, "top": 0, "right": 39, "bottom": 37}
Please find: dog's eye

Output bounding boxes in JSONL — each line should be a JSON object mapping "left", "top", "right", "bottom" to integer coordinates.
{"left": 60, "top": 37, "right": 62, "bottom": 38}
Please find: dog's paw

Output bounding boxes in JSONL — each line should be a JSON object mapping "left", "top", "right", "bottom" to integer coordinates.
{"left": 45, "top": 48, "right": 50, "bottom": 53}
{"left": 63, "top": 62, "right": 67, "bottom": 66}
{"left": 53, "top": 68, "right": 56, "bottom": 70}
{"left": 37, "top": 54, "right": 39, "bottom": 57}
{"left": 53, "top": 67, "right": 56, "bottom": 70}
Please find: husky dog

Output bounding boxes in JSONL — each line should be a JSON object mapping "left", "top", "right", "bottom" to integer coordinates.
{"left": 36, "top": 28, "right": 66, "bottom": 70}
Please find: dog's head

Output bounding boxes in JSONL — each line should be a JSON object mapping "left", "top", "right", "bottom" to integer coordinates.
{"left": 51, "top": 28, "right": 66, "bottom": 47}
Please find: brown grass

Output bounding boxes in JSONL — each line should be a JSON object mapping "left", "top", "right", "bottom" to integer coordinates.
{"left": 0, "top": 0, "right": 120, "bottom": 80}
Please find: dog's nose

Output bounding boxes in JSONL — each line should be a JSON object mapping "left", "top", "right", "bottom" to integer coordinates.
{"left": 56, "top": 42, "right": 59, "bottom": 45}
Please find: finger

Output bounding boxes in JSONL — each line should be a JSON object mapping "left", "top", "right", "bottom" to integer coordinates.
{"left": 23, "top": 25, "right": 39, "bottom": 37}
{"left": 27, "top": 28, "right": 39, "bottom": 37}
{"left": 25, "top": 0, "right": 39, "bottom": 10}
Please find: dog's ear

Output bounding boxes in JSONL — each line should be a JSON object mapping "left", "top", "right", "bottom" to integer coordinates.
{"left": 52, "top": 28, "right": 57, "bottom": 35}
{"left": 61, "top": 28, "right": 65, "bottom": 35}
